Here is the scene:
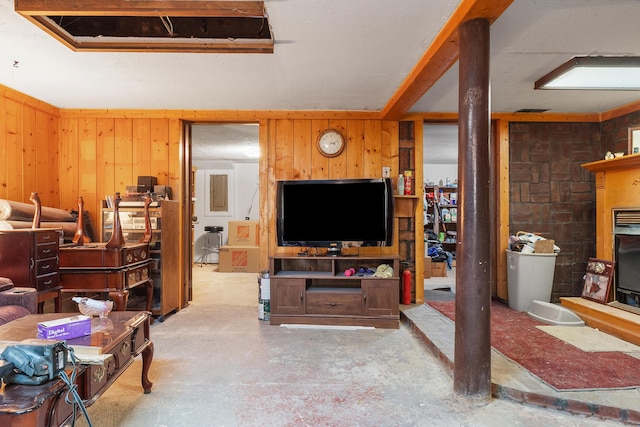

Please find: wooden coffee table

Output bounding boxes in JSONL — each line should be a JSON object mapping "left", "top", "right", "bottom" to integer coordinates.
{"left": 0, "top": 311, "right": 153, "bottom": 427}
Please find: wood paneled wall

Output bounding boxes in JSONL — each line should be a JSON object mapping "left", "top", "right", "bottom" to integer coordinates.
{"left": 58, "top": 115, "right": 183, "bottom": 222}
{"left": 0, "top": 85, "right": 60, "bottom": 207}
{"left": 264, "top": 119, "right": 401, "bottom": 259}
{"left": 0, "top": 84, "right": 411, "bottom": 280}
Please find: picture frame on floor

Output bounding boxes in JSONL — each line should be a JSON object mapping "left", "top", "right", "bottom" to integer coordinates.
{"left": 581, "top": 258, "right": 615, "bottom": 304}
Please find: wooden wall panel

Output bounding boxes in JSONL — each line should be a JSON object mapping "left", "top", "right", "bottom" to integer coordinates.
{"left": 363, "top": 120, "right": 382, "bottom": 178}
{"left": 132, "top": 118, "right": 152, "bottom": 181}
{"left": 0, "top": 95, "right": 6, "bottom": 200}
{"left": 292, "top": 119, "right": 312, "bottom": 180}
{"left": 328, "top": 119, "right": 347, "bottom": 179}
{"left": 59, "top": 117, "right": 78, "bottom": 211}
{"left": 96, "top": 118, "right": 116, "bottom": 213}
{"left": 0, "top": 87, "right": 59, "bottom": 205}
{"left": 35, "top": 110, "right": 59, "bottom": 207}
{"left": 310, "top": 119, "right": 329, "bottom": 179}
{"left": 344, "top": 120, "right": 364, "bottom": 179}
{"left": 78, "top": 118, "right": 97, "bottom": 214}
{"left": 5, "top": 99, "right": 23, "bottom": 201}
{"left": 114, "top": 118, "right": 134, "bottom": 192}
{"left": 150, "top": 119, "right": 170, "bottom": 185}
{"left": 167, "top": 118, "right": 183, "bottom": 202}
{"left": 22, "top": 107, "right": 37, "bottom": 201}
{"left": 54, "top": 115, "right": 178, "bottom": 238}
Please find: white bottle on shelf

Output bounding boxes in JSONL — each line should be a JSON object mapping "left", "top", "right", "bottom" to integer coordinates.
{"left": 397, "top": 175, "right": 404, "bottom": 195}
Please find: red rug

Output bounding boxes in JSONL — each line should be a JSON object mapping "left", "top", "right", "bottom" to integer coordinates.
{"left": 426, "top": 299, "right": 640, "bottom": 391}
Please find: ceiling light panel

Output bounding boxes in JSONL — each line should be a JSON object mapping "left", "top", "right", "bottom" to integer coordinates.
{"left": 535, "top": 56, "right": 640, "bottom": 90}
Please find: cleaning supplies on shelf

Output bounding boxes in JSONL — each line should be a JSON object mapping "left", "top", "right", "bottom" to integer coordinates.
{"left": 403, "top": 171, "right": 412, "bottom": 195}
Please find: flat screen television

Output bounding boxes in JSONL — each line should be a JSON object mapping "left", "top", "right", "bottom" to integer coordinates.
{"left": 276, "top": 178, "right": 394, "bottom": 254}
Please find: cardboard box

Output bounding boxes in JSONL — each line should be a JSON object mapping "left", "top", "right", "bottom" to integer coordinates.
{"left": 431, "top": 262, "right": 447, "bottom": 277}
{"left": 218, "top": 245, "right": 260, "bottom": 273}
{"left": 37, "top": 315, "right": 91, "bottom": 340}
{"left": 228, "top": 220, "right": 259, "bottom": 246}
{"left": 424, "top": 257, "right": 432, "bottom": 279}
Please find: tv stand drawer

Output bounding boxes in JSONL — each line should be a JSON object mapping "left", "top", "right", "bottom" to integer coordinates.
{"left": 306, "top": 291, "right": 362, "bottom": 316}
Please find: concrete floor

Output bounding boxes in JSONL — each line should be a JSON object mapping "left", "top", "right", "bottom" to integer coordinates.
{"left": 77, "top": 265, "right": 630, "bottom": 426}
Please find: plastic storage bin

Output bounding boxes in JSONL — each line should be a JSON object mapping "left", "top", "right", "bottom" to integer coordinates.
{"left": 507, "top": 249, "right": 557, "bottom": 312}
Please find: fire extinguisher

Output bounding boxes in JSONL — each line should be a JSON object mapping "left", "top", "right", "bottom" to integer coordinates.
{"left": 402, "top": 269, "right": 412, "bottom": 305}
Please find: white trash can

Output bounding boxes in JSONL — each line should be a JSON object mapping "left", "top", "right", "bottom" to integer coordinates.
{"left": 507, "top": 249, "right": 557, "bottom": 312}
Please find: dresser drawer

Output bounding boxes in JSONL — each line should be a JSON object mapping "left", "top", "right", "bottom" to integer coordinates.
{"left": 126, "top": 263, "right": 150, "bottom": 287}
{"left": 36, "top": 257, "right": 58, "bottom": 276}
{"left": 36, "top": 242, "right": 57, "bottom": 259}
{"left": 35, "top": 230, "right": 59, "bottom": 244}
{"left": 36, "top": 273, "right": 59, "bottom": 291}
{"left": 306, "top": 289, "right": 362, "bottom": 316}
{"left": 123, "top": 245, "right": 149, "bottom": 265}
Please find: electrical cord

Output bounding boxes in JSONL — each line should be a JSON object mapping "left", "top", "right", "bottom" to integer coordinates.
{"left": 58, "top": 344, "right": 94, "bottom": 427}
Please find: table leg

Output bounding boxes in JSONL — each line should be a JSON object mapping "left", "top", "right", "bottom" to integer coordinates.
{"left": 141, "top": 340, "right": 154, "bottom": 394}
{"left": 143, "top": 278, "right": 154, "bottom": 313}
{"left": 109, "top": 290, "right": 129, "bottom": 311}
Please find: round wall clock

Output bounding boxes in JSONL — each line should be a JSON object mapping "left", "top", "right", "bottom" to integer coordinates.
{"left": 317, "top": 129, "right": 345, "bottom": 157}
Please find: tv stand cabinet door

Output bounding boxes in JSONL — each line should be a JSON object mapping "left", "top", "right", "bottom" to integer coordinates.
{"left": 271, "top": 278, "right": 305, "bottom": 315}
{"left": 362, "top": 280, "right": 399, "bottom": 317}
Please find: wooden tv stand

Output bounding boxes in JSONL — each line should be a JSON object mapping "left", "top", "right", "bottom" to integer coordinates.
{"left": 269, "top": 254, "right": 400, "bottom": 329}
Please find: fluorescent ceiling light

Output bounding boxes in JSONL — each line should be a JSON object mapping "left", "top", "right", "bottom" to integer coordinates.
{"left": 535, "top": 56, "right": 640, "bottom": 90}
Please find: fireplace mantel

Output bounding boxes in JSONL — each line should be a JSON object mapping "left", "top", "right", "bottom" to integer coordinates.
{"left": 582, "top": 153, "right": 640, "bottom": 174}
{"left": 582, "top": 153, "right": 640, "bottom": 260}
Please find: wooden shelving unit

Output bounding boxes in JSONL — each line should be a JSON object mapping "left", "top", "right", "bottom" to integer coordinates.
{"left": 102, "top": 201, "right": 180, "bottom": 319}
{"left": 269, "top": 254, "right": 400, "bottom": 329}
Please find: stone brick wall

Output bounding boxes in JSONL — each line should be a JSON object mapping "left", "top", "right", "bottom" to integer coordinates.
{"left": 601, "top": 110, "right": 640, "bottom": 154}
{"left": 509, "top": 122, "right": 600, "bottom": 300}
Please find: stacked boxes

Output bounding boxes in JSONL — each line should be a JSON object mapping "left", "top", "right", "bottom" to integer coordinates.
{"left": 218, "top": 220, "right": 260, "bottom": 273}
{"left": 424, "top": 256, "right": 447, "bottom": 278}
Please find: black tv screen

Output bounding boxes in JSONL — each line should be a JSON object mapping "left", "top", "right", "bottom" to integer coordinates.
{"left": 276, "top": 178, "right": 394, "bottom": 251}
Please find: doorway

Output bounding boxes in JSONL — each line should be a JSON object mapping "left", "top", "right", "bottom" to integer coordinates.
{"left": 423, "top": 123, "right": 458, "bottom": 294}
{"left": 190, "top": 123, "right": 260, "bottom": 265}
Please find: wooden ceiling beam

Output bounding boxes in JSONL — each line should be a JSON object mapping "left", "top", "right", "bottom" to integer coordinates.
{"left": 381, "top": 0, "right": 514, "bottom": 120}
{"left": 14, "top": 0, "right": 265, "bottom": 17}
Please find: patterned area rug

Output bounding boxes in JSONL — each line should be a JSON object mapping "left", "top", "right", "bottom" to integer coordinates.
{"left": 425, "top": 298, "right": 640, "bottom": 391}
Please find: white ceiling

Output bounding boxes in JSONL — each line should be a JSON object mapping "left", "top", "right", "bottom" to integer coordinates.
{"left": 1, "top": 0, "right": 640, "bottom": 165}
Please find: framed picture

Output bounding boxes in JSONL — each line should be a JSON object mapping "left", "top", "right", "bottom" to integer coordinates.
{"left": 628, "top": 126, "right": 640, "bottom": 155}
{"left": 581, "top": 258, "right": 615, "bottom": 304}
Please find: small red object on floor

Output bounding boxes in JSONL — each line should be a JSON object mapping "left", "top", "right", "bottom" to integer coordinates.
{"left": 402, "top": 269, "right": 411, "bottom": 304}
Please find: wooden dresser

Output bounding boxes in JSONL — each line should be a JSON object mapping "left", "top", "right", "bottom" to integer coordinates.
{"left": 0, "top": 228, "right": 62, "bottom": 312}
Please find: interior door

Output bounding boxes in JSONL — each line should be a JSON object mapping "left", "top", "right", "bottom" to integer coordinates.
{"left": 183, "top": 122, "right": 194, "bottom": 305}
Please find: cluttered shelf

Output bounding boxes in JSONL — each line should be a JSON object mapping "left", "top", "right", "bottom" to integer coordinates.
{"left": 424, "top": 184, "right": 458, "bottom": 278}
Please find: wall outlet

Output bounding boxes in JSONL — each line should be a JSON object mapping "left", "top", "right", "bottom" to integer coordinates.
{"left": 382, "top": 166, "right": 390, "bottom": 177}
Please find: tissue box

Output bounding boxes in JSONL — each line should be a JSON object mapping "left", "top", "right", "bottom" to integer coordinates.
{"left": 37, "top": 315, "right": 91, "bottom": 340}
